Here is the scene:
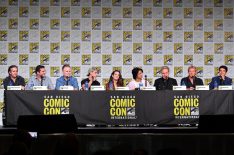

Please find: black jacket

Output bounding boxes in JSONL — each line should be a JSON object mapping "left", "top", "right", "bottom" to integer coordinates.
{"left": 180, "top": 76, "right": 203, "bottom": 88}
{"left": 154, "top": 77, "right": 178, "bottom": 90}
{"left": 3, "top": 76, "right": 25, "bottom": 90}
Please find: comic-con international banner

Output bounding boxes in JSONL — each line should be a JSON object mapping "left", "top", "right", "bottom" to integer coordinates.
{"left": 4, "top": 90, "right": 234, "bottom": 126}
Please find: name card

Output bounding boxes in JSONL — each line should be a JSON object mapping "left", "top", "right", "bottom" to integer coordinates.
{"left": 59, "top": 86, "right": 74, "bottom": 90}
{"left": 90, "top": 85, "right": 105, "bottom": 91}
{"left": 7, "top": 86, "right": 22, "bottom": 90}
{"left": 218, "top": 85, "right": 232, "bottom": 90}
{"left": 173, "top": 86, "right": 187, "bottom": 90}
{"left": 142, "top": 87, "right": 156, "bottom": 90}
{"left": 33, "top": 86, "right": 48, "bottom": 90}
{"left": 115, "top": 87, "right": 129, "bottom": 90}
{"left": 195, "top": 85, "right": 209, "bottom": 90}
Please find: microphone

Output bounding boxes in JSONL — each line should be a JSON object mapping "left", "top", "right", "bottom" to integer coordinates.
{"left": 145, "top": 75, "right": 147, "bottom": 87}
{"left": 66, "top": 76, "right": 69, "bottom": 86}
{"left": 219, "top": 76, "right": 224, "bottom": 85}
{"left": 40, "top": 76, "right": 44, "bottom": 86}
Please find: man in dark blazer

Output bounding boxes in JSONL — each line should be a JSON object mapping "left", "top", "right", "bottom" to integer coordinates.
{"left": 180, "top": 66, "right": 203, "bottom": 90}
{"left": 154, "top": 66, "right": 177, "bottom": 90}
{"left": 209, "top": 65, "right": 232, "bottom": 90}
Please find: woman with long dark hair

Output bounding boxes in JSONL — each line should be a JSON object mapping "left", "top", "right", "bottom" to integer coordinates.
{"left": 106, "top": 70, "right": 124, "bottom": 90}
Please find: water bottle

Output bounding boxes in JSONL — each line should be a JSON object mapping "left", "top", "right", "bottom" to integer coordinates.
{"left": 214, "top": 80, "right": 218, "bottom": 90}
{"left": 181, "top": 80, "right": 185, "bottom": 86}
{"left": 85, "top": 81, "right": 89, "bottom": 91}
{"left": 139, "top": 82, "right": 143, "bottom": 90}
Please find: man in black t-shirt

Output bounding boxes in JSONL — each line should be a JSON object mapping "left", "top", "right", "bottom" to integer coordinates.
{"left": 154, "top": 66, "right": 177, "bottom": 90}
{"left": 81, "top": 67, "right": 100, "bottom": 90}
{"left": 3, "top": 65, "right": 25, "bottom": 90}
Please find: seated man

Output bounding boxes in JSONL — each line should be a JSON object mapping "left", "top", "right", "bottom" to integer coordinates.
{"left": 81, "top": 67, "right": 100, "bottom": 90}
{"left": 3, "top": 65, "right": 25, "bottom": 90}
{"left": 55, "top": 64, "right": 79, "bottom": 90}
{"left": 154, "top": 66, "right": 177, "bottom": 90}
{"left": 180, "top": 66, "right": 203, "bottom": 90}
{"left": 26, "top": 65, "right": 54, "bottom": 90}
{"left": 209, "top": 65, "right": 232, "bottom": 90}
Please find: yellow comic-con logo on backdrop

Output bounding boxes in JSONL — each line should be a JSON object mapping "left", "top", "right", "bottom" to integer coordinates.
{"left": 50, "top": 67, "right": 60, "bottom": 77}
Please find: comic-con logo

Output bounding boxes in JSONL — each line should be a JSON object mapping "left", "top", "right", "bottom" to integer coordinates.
{"left": 72, "top": 67, "right": 80, "bottom": 77}
{"left": 143, "top": 8, "right": 152, "bottom": 18}
{"left": 30, "top": 19, "right": 39, "bottom": 29}
{"left": 50, "top": 42, "right": 60, "bottom": 53}
{"left": 174, "top": 43, "right": 183, "bottom": 54}
{"left": 194, "top": 20, "right": 203, "bottom": 30}
{"left": 163, "top": 31, "right": 173, "bottom": 42}
{"left": 61, "top": 7, "right": 70, "bottom": 18}
{"left": 51, "top": 19, "right": 60, "bottom": 30}
{"left": 82, "top": 7, "right": 91, "bottom": 18}
{"left": 0, "top": 31, "right": 7, "bottom": 41}
{"left": 194, "top": 43, "right": 203, "bottom": 54}
{"left": 92, "top": 19, "right": 101, "bottom": 30}
{"left": 154, "top": 67, "right": 162, "bottom": 77}
{"left": 110, "top": 96, "right": 136, "bottom": 120}
{"left": 112, "top": 43, "right": 122, "bottom": 54}
{"left": 61, "top": 31, "right": 70, "bottom": 41}
{"left": 143, "top": 31, "right": 152, "bottom": 42}
{"left": 50, "top": 67, "right": 60, "bottom": 77}
{"left": 164, "top": 55, "right": 173, "bottom": 65}
{"left": 174, "top": 67, "right": 183, "bottom": 77}
{"left": 9, "top": 18, "right": 18, "bottom": 29}
{"left": 123, "top": 31, "right": 132, "bottom": 42}
{"left": 153, "top": 43, "right": 162, "bottom": 54}
{"left": 102, "top": 31, "right": 112, "bottom": 42}
{"left": 0, "top": 54, "right": 7, "bottom": 65}
{"left": 133, "top": 43, "right": 142, "bottom": 53}
{"left": 40, "top": 54, "right": 50, "bottom": 65}
{"left": 0, "top": 7, "right": 7, "bottom": 17}
{"left": 19, "top": 54, "right": 29, "bottom": 65}
{"left": 204, "top": 32, "right": 213, "bottom": 42}
{"left": 82, "top": 54, "right": 91, "bottom": 65}
{"left": 19, "top": 7, "right": 29, "bottom": 17}
{"left": 123, "top": 55, "right": 132, "bottom": 65}
{"left": 163, "top": 8, "right": 172, "bottom": 18}
{"left": 61, "top": 55, "right": 70, "bottom": 65}
{"left": 40, "top": 7, "right": 49, "bottom": 17}
{"left": 184, "top": 55, "right": 193, "bottom": 65}
{"left": 144, "top": 55, "right": 153, "bottom": 65}
{"left": 112, "top": 20, "right": 122, "bottom": 30}
{"left": 123, "top": 8, "right": 132, "bottom": 18}
{"left": 204, "top": 55, "right": 214, "bottom": 65}
{"left": 8, "top": 42, "right": 18, "bottom": 53}
{"left": 92, "top": 43, "right": 101, "bottom": 53}
{"left": 102, "top": 7, "right": 111, "bottom": 18}
{"left": 174, "top": 95, "right": 200, "bottom": 119}
{"left": 102, "top": 55, "right": 112, "bottom": 65}
{"left": 225, "top": 55, "right": 233, "bottom": 66}
{"left": 71, "top": 43, "right": 80, "bottom": 53}
{"left": 43, "top": 95, "right": 70, "bottom": 115}
{"left": 174, "top": 20, "right": 182, "bottom": 30}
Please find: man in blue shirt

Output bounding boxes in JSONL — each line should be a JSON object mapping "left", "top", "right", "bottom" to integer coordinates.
{"left": 26, "top": 65, "right": 54, "bottom": 90}
{"left": 55, "top": 64, "right": 79, "bottom": 90}
{"left": 209, "top": 65, "right": 232, "bottom": 90}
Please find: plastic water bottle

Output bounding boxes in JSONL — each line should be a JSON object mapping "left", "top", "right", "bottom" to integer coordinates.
{"left": 214, "top": 80, "right": 218, "bottom": 90}
{"left": 85, "top": 81, "right": 89, "bottom": 90}
{"left": 139, "top": 82, "right": 143, "bottom": 90}
{"left": 181, "top": 80, "right": 185, "bottom": 86}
